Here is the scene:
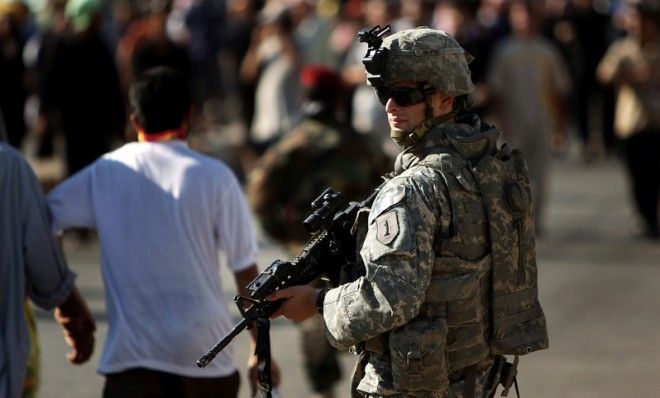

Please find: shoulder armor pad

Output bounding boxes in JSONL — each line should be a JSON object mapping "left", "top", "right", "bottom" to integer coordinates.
{"left": 418, "top": 152, "right": 453, "bottom": 171}
{"left": 370, "top": 183, "right": 406, "bottom": 219}
{"left": 444, "top": 120, "right": 500, "bottom": 160}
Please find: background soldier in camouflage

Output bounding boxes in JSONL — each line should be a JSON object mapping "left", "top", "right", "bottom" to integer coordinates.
{"left": 267, "top": 27, "right": 547, "bottom": 398}
{"left": 247, "top": 64, "right": 389, "bottom": 398}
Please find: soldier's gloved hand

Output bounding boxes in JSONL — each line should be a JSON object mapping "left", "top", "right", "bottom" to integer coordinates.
{"left": 267, "top": 285, "right": 320, "bottom": 322}
{"left": 54, "top": 287, "right": 96, "bottom": 364}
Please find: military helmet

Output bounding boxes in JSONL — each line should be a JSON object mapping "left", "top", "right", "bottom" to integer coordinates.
{"left": 372, "top": 27, "right": 475, "bottom": 97}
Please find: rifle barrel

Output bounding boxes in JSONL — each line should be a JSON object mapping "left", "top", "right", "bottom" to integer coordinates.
{"left": 197, "top": 318, "right": 250, "bottom": 368}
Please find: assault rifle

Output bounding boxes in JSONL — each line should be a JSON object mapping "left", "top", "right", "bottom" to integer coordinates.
{"left": 197, "top": 184, "right": 383, "bottom": 369}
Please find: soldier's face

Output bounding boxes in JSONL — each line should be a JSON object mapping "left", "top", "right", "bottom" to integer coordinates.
{"left": 384, "top": 81, "right": 427, "bottom": 134}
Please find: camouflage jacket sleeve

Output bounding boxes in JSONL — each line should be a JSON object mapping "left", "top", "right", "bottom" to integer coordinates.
{"left": 322, "top": 167, "right": 445, "bottom": 350}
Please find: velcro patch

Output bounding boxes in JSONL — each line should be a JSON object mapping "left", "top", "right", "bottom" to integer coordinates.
{"left": 371, "top": 185, "right": 406, "bottom": 218}
{"left": 376, "top": 210, "right": 399, "bottom": 245}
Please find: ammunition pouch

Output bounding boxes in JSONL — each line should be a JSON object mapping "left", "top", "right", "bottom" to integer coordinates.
{"left": 389, "top": 317, "right": 449, "bottom": 392}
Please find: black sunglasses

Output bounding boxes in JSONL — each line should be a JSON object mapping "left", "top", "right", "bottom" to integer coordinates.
{"left": 374, "top": 85, "right": 435, "bottom": 106}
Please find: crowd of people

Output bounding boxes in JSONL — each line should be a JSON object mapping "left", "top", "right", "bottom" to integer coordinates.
{"left": 1, "top": 0, "right": 660, "bottom": 397}
{"left": 1, "top": 0, "right": 657, "bottom": 230}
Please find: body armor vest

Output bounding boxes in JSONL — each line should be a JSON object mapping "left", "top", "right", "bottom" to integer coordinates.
{"left": 353, "top": 119, "right": 548, "bottom": 395}
{"left": 420, "top": 150, "right": 493, "bottom": 372}
{"left": 472, "top": 146, "right": 549, "bottom": 356}
{"left": 419, "top": 143, "right": 549, "bottom": 371}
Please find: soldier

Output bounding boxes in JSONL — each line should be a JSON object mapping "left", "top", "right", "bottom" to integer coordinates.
{"left": 267, "top": 27, "right": 548, "bottom": 397}
{"left": 247, "top": 64, "right": 389, "bottom": 398}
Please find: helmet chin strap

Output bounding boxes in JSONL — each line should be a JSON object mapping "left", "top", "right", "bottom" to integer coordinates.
{"left": 390, "top": 84, "right": 456, "bottom": 148}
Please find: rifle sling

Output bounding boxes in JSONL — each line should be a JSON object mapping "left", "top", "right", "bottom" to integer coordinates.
{"left": 255, "top": 318, "right": 273, "bottom": 398}
{"left": 464, "top": 364, "right": 477, "bottom": 397}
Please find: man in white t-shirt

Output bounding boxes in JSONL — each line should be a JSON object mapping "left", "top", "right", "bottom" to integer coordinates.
{"left": 47, "top": 67, "right": 279, "bottom": 397}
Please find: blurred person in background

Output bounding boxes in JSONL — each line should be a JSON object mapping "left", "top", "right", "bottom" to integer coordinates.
{"left": 115, "top": 0, "right": 191, "bottom": 95}
{"left": 471, "top": 0, "right": 511, "bottom": 113}
{"left": 184, "top": 0, "right": 226, "bottom": 122}
{"left": 115, "top": 0, "right": 191, "bottom": 142}
{"left": 432, "top": 1, "right": 494, "bottom": 118}
{"left": 596, "top": 0, "right": 660, "bottom": 239}
{"left": 240, "top": 3, "right": 302, "bottom": 155}
{"left": 390, "top": 0, "right": 434, "bottom": 32}
{"left": 37, "top": 0, "right": 125, "bottom": 177}
{"left": 30, "top": 0, "right": 70, "bottom": 159}
{"left": 222, "top": 0, "right": 260, "bottom": 130}
{"left": 0, "top": 2, "right": 28, "bottom": 150}
{"left": 289, "top": 0, "right": 335, "bottom": 66}
{"left": 326, "top": 0, "right": 364, "bottom": 67}
{"left": 432, "top": 0, "right": 466, "bottom": 37}
{"left": 566, "top": 0, "right": 615, "bottom": 158}
{"left": 545, "top": 0, "right": 614, "bottom": 161}
{"left": 1, "top": 130, "right": 95, "bottom": 398}
{"left": 474, "top": 0, "right": 509, "bottom": 42}
{"left": 46, "top": 67, "right": 279, "bottom": 397}
{"left": 487, "top": 0, "right": 572, "bottom": 233}
{"left": 247, "top": 65, "right": 389, "bottom": 397}
{"left": 36, "top": 0, "right": 125, "bottom": 243}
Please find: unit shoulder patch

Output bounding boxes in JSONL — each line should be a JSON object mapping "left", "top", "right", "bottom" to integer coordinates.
{"left": 375, "top": 210, "right": 399, "bottom": 245}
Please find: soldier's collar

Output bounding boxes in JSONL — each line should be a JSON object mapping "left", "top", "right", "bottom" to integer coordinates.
{"left": 394, "top": 118, "right": 493, "bottom": 174}
{"left": 396, "top": 111, "right": 456, "bottom": 148}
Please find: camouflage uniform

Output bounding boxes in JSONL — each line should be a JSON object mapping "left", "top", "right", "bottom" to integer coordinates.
{"left": 319, "top": 27, "right": 547, "bottom": 397}
{"left": 322, "top": 120, "right": 502, "bottom": 398}
{"left": 247, "top": 115, "right": 389, "bottom": 394}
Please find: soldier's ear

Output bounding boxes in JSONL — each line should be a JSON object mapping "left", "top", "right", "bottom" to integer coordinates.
{"left": 442, "top": 95, "right": 455, "bottom": 108}
{"left": 432, "top": 93, "right": 454, "bottom": 114}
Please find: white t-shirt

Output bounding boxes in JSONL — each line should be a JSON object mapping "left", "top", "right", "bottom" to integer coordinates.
{"left": 47, "top": 140, "right": 257, "bottom": 377}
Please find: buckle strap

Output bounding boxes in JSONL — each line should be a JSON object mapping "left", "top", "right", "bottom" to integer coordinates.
{"left": 500, "top": 355, "right": 519, "bottom": 397}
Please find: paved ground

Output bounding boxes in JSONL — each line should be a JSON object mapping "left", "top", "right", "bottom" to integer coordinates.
{"left": 29, "top": 146, "right": 660, "bottom": 398}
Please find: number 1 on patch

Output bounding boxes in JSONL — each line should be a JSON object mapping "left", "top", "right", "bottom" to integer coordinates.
{"left": 376, "top": 210, "right": 399, "bottom": 245}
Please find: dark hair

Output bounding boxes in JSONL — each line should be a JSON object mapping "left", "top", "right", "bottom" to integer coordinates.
{"left": 129, "top": 66, "right": 192, "bottom": 133}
